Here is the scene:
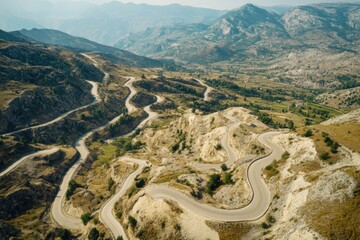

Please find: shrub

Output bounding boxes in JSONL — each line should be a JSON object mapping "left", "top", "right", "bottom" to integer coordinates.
{"left": 223, "top": 172, "right": 234, "bottom": 184}
{"left": 66, "top": 180, "right": 80, "bottom": 200}
{"left": 261, "top": 222, "right": 270, "bottom": 229}
{"left": 220, "top": 163, "right": 228, "bottom": 171}
{"left": 81, "top": 212, "right": 92, "bottom": 225}
{"left": 135, "top": 178, "right": 145, "bottom": 188}
{"left": 128, "top": 215, "right": 137, "bottom": 229}
{"left": 215, "top": 143, "right": 222, "bottom": 150}
{"left": 303, "top": 129, "right": 313, "bottom": 137}
{"left": 207, "top": 174, "right": 222, "bottom": 194}
{"left": 320, "top": 152, "right": 330, "bottom": 160}
{"left": 88, "top": 228, "right": 99, "bottom": 240}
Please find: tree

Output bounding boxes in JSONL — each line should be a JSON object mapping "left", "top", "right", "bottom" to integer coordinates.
{"left": 58, "top": 229, "right": 72, "bottom": 240}
{"left": 135, "top": 178, "right": 145, "bottom": 188}
{"left": 116, "top": 237, "right": 124, "bottom": 240}
{"left": 303, "top": 129, "right": 313, "bottom": 137}
{"left": 88, "top": 228, "right": 99, "bottom": 240}
{"left": 207, "top": 174, "right": 222, "bottom": 194}
{"left": 320, "top": 152, "right": 330, "bottom": 160}
{"left": 81, "top": 212, "right": 92, "bottom": 225}
{"left": 128, "top": 215, "right": 137, "bottom": 229}
{"left": 220, "top": 164, "right": 228, "bottom": 171}
{"left": 223, "top": 172, "right": 233, "bottom": 184}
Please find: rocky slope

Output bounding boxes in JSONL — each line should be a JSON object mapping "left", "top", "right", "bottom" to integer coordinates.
{"left": 0, "top": 30, "right": 103, "bottom": 134}
{"left": 16, "top": 28, "right": 171, "bottom": 68}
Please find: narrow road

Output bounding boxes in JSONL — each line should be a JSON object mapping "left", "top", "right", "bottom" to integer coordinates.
{"left": 2, "top": 80, "right": 101, "bottom": 137}
{"left": 99, "top": 158, "right": 149, "bottom": 239}
{"left": 194, "top": 114, "right": 241, "bottom": 170}
{"left": 194, "top": 78, "right": 213, "bottom": 101}
{"left": 100, "top": 130, "right": 283, "bottom": 239}
{"left": 145, "top": 131, "right": 284, "bottom": 221}
{"left": 124, "top": 77, "right": 138, "bottom": 114}
{"left": 99, "top": 94, "right": 163, "bottom": 239}
{"left": 0, "top": 147, "right": 59, "bottom": 177}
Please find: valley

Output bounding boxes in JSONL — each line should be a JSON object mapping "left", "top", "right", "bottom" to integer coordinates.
{"left": 0, "top": 1, "right": 359, "bottom": 240}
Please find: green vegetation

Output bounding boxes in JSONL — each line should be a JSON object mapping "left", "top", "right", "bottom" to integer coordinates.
{"left": 322, "top": 133, "right": 340, "bottom": 154}
{"left": 221, "top": 163, "right": 228, "bottom": 171}
{"left": 88, "top": 228, "right": 99, "bottom": 240}
{"left": 223, "top": 172, "right": 234, "bottom": 184}
{"left": 117, "top": 236, "right": 124, "bottom": 240}
{"left": 128, "top": 215, "right": 137, "bottom": 229}
{"left": 320, "top": 152, "right": 330, "bottom": 160}
{"left": 264, "top": 161, "right": 279, "bottom": 179}
{"left": 171, "top": 129, "right": 187, "bottom": 153}
{"left": 81, "top": 212, "right": 92, "bottom": 225}
{"left": 66, "top": 180, "right": 80, "bottom": 200}
{"left": 282, "top": 151, "right": 290, "bottom": 159}
{"left": 113, "top": 137, "right": 144, "bottom": 157}
{"left": 135, "top": 178, "right": 146, "bottom": 188}
{"left": 207, "top": 174, "right": 223, "bottom": 194}
{"left": 108, "top": 177, "right": 115, "bottom": 191}
{"left": 215, "top": 143, "right": 222, "bottom": 150}
{"left": 57, "top": 229, "right": 73, "bottom": 240}
{"left": 303, "top": 129, "right": 313, "bottom": 137}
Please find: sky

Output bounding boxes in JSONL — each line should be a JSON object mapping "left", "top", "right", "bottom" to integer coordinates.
{"left": 58, "top": 0, "right": 360, "bottom": 10}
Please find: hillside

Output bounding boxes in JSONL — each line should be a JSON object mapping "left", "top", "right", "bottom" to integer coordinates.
{"left": 16, "top": 28, "right": 171, "bottom": 68}
{"left": 0, "top": 30, "right": 103, "bottom": 134}
{"left": 117, "top": 3, "right": 360, "bottom": 90}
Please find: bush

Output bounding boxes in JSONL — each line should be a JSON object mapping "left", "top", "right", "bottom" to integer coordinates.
{"left": 88, "top": 228, "right": 99, "bottom": 240}
{"left": 220, "top": 163, "right": 228, "bottom": 171}
{"left": 58, "top": 229, "right": 72, "bottom": 240}
{"left": 223, "top": 172, "right": 233, "bottom": 184}
{"left": 108, "top": 177, "right": 115, "bottom": 191}
{"left": 135, "top": 178, "right": 145, "bottom": 188}
{"left": 66, "top": 180, "right": 80, "bottom": 200}
{"left": 128, "top": 215, "right": 137, "bottom": 229}
{"left": 320, "top": 152, "right": 330, "bottom": 160}
{"left": 282, "top": 151, "right": 290, "bottom": 159}
{"left": 81, "top": 212, "right": 92, "bottom": 225}
{"left": 215, "top": 143, "right": 222, "bottom": 150}
{"left": 261, "top": 222, "right": 270, "bottom": 229}
{"left": 207, "top": 174, "right": 222, "bottom": 194}
{"left": 116, "top": 236, "right": 124, "bottom": 240}
{"left": 303, "top": 129, "right": 313, "bottom": 137}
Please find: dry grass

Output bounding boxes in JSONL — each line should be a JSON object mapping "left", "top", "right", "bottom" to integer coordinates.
{"left": 297, "top": 127, "right": 339, "bottom": 164}
{"left": 302, "top": 166, "right": 360, "bottom": 240}
{"left": 0, "top": 81, "right": 36, "bottom": 109}
{"left": 206, "top": 221, "right": 255, "bottom": 240}
{"left": 314, "top": 123, "right": 360, "bottom": 153}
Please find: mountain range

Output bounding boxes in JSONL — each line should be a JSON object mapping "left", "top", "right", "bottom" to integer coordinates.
{"left": 0, "top": 0, "right": 225, "bottom": 45}
{"left": 117, "top": 3, "right": 360, "bottom": 64}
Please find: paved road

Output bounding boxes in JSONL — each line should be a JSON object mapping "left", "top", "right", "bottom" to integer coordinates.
{"left": 124, "top": 77, "right": 138, "bottom": 114}
{"left": 99, "top": 158, "right": 149, "bottom": 239}
{"left": 101, "top": 130, "right": 283, "bottom": 239}
{"left": 100, "top": 94, "right": 163, "bottom": 239}
{"left": 1, "top": 80, "right": 101, "bottom": 137}
{"left": 0, "top": 147, "right": 59, "bottom": 177}
{"left": 194, "top": 78, "right": 213, "bottom": 101}
{"left": 193, "top": 114, "right": 241, "bottom": 170}
{"left": 145, "top": 131, "right": 284, "bottom": 221}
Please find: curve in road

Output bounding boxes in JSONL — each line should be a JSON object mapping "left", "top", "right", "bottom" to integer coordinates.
{"left": 1, "top": 81, "right": 101, "bottom": 137}
{"left": 99, "top": 94, "right": 163, "bottom": 239}
{"left": 194, "top": 78, "right": 213, "bottom": 101}
{"left": 0, "top": 147, "right": 59, "bottom": 177}
{"left": 145, "top": 131, "right": 284, "bottom": 222}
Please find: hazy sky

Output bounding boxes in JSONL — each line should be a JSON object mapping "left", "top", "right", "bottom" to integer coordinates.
{"left": 57, "top": 0, "right": 360, "bottom": 10}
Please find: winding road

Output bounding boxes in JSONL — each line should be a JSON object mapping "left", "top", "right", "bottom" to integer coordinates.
{"left": 1, "top": 81, "right": 101, "bottom": 137}
{"left": 0, "top": 147, "right": 59, "bottom": 177}
{"left": 194, "top": 78, "right": 213, "bottom": 101}
{"left": 145, "top": 131, "right": 284, "bottom": 222}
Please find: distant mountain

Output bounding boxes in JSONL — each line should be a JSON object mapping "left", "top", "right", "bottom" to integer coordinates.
{"left": 58, "top": 2, "right": 226, "bottom": 45}
{"left": 117, "top": 3, "right": 360, "bottom": 64}
{"left": 282, "top": 3, "right": 360, "bottom": 43}
{"left": 206, "top": 4, "right": 289, "bottom": 41}
{"left": 16, "top": 28, "right": 171, "bottom": 68}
